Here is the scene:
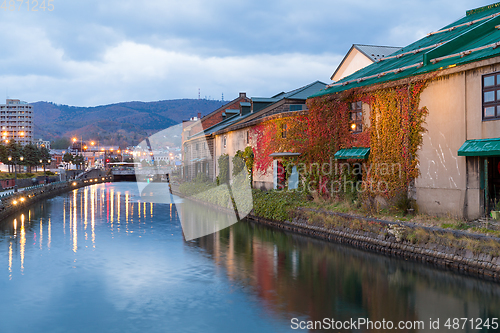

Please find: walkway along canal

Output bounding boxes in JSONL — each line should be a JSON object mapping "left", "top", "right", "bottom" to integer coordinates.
{"left": 0, "top": 182, "right": 500, "bottom": 332}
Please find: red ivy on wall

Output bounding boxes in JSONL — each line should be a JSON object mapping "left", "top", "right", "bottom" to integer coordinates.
{"left": 252, "top": 114, "right": 308, "bottom": 173}
{"left": 306, "top": 91, "right": 370, "bottom": 167}
{"left": 251, "top": 80, "right": 428, "bottom": 200}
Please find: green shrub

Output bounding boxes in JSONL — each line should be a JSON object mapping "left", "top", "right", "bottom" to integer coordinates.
{"left": 252, "top": 189, "right": 307, "bottom": 221}
{"left": 218, "top": 154, "right": 229, "bottom": 184}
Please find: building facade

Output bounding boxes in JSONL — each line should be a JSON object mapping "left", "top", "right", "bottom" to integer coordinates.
{"left": 0, "top": 99, "right": 34, "bottom": 145}
{"left": 309, "top": 3, "right": 500, "bottom": 219}
{"left": 182, "top": 93, "right": 251, "bottom": 181}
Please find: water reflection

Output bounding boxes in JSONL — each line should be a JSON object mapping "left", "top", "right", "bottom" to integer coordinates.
{"left": 190, "top": 222, "right": 500, "bottom": 331}
{"left": 0, "top": 182, "right": 499, "bottom": 333}
{"left": 0, "top": 183, "right": 155, "bottom": 275}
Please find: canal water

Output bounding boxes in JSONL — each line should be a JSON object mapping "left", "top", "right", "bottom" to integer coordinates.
{"left": 0, "top": 182, "right": 500, "bottom": 332}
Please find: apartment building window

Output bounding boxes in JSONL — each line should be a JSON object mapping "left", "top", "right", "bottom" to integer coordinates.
{"left": 483, "top": 72, "right": 500, "bottom": 120}
{"left": 281, "top": 124, "right": 287, "bottom": 138}
{"left": 350, "top": 101, "right": 363, "bottom": 133}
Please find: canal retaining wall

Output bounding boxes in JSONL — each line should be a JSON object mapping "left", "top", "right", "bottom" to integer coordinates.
{"left": 0, "top": 175, "right": 114, "bottom": 222}
{"left": 169, "top": 187, "right": 500, "bottom": 282}
{"left": 246, "top": 211, "right": 500, "bottom": 282}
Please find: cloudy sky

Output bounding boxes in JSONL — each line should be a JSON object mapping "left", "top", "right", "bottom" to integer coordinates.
{"left": 0, "top": 0, "right": 492, "bottom": 106}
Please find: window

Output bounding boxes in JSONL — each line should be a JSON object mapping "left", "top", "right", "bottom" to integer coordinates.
{"left": 246, "top": 131, "right": 250, "bottom": 144}
{"left": 483, "top": 72, "right": 500, "bottom": 120}
{"left": 289, "top": 104, "right": 304, "bottom": 111}
{"left": 281, "top": 123, "right": 287, "bottom": 138}
{"left": 350, "top": 101, "right": 363, "bottom": 133}
{"left": 223, "top": 136, "right": 227, "bottom": 148}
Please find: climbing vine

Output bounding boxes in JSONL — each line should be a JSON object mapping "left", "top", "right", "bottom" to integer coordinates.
{"left": 218, "top": 153, "right": 229, "bottom": 184}
{"left": 251, "top": 80, "right": 429, "bottom": 203}
{"left": 251, "top": 114, "right": 308, "bottom": 174}
{"left": 366, "top": 81, "right": 428, "bottom": 198}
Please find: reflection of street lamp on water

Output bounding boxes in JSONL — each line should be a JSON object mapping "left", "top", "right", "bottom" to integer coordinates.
{"left": 8, "top": 155, "right": 24, "bottom": 193}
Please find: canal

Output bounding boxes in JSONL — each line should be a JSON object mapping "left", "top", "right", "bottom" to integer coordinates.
{"left": 1, "top": 182, "right": 500, "bottom": 332}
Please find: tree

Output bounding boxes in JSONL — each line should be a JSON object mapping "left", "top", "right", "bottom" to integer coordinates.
{"left": 40, "top": 146, "right": 51, "bottom": 161}
{"left": 21, "top": 143, "right": 41, "bottom": 173}
{"left": 0, "top": 144, "right": 7, "bottom": 166}
{"left": 6, "top": 141, "right": 22, "bottom": 173}
{"left": 74, "top": 154, "right": 85, "bottom": 170}
{"left": 63, "top": 152, "right": 74, "bottom": 169}
{"left": 52, "top": 137, "right": 71, "bottom": 149}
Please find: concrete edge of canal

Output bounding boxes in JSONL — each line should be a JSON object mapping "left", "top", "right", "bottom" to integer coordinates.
{"left": 245, "top": 214, "right": 500, "bottom": 282}
{"left": 0, "top": 176, "right": 114, "bottom": 222}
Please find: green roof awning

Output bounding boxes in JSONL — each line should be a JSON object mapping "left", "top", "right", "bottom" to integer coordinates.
{"left": 334, "top": 147, "right": 370, "bottom": 159}
{"left": 458, "top": 138, "right": 500, "bottom": 156}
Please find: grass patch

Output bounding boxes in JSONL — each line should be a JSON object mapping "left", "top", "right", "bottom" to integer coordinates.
{"left": 441, "top": 222, "right": 471, "bottom": 231}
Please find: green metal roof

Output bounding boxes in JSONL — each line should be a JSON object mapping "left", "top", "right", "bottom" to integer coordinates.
{"left": 334, "top": 147, "right": 370, "bottom": 159}
{"left": 311, "top": 3, "right": 500, "bottom": 98}
{"left": 457, "top": 138, "right": 500, "bottom": 156}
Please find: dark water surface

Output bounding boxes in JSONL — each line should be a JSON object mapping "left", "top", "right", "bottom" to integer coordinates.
{"left": 0, "top": 182, "right": 500, "bottom": 332}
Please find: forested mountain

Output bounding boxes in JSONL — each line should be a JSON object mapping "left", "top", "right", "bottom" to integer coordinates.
{"left": 32, "top": 99, "right": 224, "bottom": 148}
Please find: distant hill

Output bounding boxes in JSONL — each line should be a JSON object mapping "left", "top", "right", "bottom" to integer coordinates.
{"left": 32, "top": 99, "right": 225, "bottom": 148}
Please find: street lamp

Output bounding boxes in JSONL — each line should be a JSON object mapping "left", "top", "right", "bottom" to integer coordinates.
{"left": 40, "top": 158, "right": 51, "bottom": 178}
{"left": 8, "top": 155, "right": 24, "bottom": 193}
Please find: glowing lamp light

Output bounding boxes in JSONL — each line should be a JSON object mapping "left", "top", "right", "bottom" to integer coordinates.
{"left": 72, "top": 138, "right": 77, "bottom": 142}
{"left": 12, "top": 200, "right": 18, "bottom": 205}
{"left": 350, "top": 123, "right": 357, "bottom": 131}
{"left": 20, "top": 197, "right": 25, "bottom": 202}
{"left": 72, "top": 182, "right": 77, "bottom": 186}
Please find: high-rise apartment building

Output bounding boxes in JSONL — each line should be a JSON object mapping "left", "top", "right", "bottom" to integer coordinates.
{"left": 0, "top": 99, "right": 33, "bottom": 145}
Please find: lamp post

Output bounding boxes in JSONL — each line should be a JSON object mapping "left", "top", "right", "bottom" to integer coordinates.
{"left": 8, "top": 155, "right": 24, "bottom": 193}
{"left": 40, "top": 158, "right": 50, "bottom": 175}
